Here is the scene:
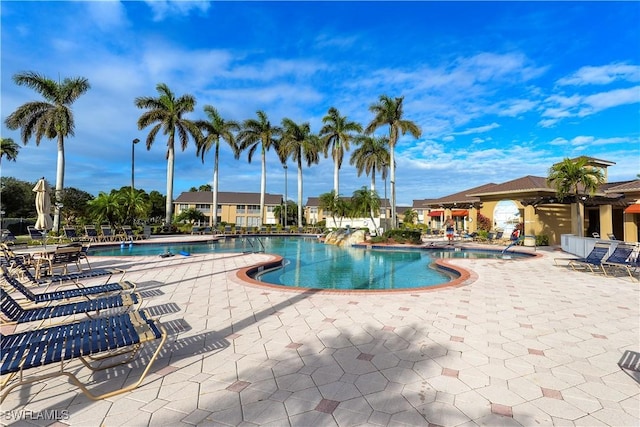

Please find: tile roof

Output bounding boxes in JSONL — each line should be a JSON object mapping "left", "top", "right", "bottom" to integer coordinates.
{"left": 605, "top": 180, "right": 640, "bottom": 193}
{"left": 467, "top": 176, "right": 553, "bottom": 196}
{"left": 421, "top": 183, "right": 499, "bottom": 206}
{"left": 174, "top": 191, "right": 282, "bottom": 205}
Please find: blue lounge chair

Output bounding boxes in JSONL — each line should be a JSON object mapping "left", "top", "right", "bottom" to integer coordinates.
{"left": 62, "top": 226, "right": 85, "bottom": 242}
{"left": 2, "top": 268, "right": 136, "bottom": 303}
{"left": 601, "top": 242, "right": 639, "bottom": 280}
{"left": 568, "top": 242, "right": 612, "bottom": 273}
{"left": 84, "top": 225, "right": 102, "bottom": 242}
{"left": 5, "top": 255, "right": 123, "bottom": 287}
{"left": 1, "top": 309, "right": 166, "bottom": 402}
{"left": 0, "top": 287, "right": 141, "bottom": 324}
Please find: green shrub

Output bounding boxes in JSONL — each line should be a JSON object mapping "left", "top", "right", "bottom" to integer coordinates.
{"left": 369, "top": 235, "right": 388, "bottom": 244}
{"left": 535, "top": 234, "right": 549, "bottom": 246}
{"left": 383, "top": 229, "right": 421, "bottom": 244}
{"left": 476, "top": 230, "right": 489, "bottom": 240}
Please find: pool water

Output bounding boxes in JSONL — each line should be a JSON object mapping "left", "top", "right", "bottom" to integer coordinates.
{"left": 90, "top": 237, "right": 522, "bottom": 290}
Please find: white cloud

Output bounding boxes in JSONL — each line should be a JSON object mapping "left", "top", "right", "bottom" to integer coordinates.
{"left": 84, "top": 1, "right": 127, "bottom": 31}
{"left": 557, "top": 63, "right": 640, "bottom": 86}
{"left": 454, "top": 122, "right": 500, "bottom": 135}
{"left": 580, "top": 86, "right": 640, "bottom": 113}
{"left": 144, "top": 0, "right": 211, "bottom": 21}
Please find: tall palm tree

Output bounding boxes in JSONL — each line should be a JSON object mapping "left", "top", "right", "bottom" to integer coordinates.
{"left": 237, "top": 110, "right": 282, "bottom": 225}
{"left": 4, "top": 71, "right": 91, "bottom": 232}
{"left": 349, "top": 135, "right": 389, "bottom": 193}
{"left": 279, "top": 118, "right": 321, "bottom": 226}
{"left": 366, "top": 95, "right": 421, "bottom": 229}
{"left": 547, "top": 157, "right": 605, "bottom": 237}
{"left": 135, "top": 83, "right": 200, "bottom": 225}
{"left": 319, "top": 107, "right": 362, "bottom": 195}
{"left": 195, "top": 106, "right": 240, "bottom": 227}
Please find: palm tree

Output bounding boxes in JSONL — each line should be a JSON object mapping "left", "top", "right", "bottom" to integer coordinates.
{"left": 195, "top": 106, "right": 240, "bottom": 227}
{"left": 4, "top": 71, "right": 91, "bottom": 232}
{"left": 349, "top": 134, "right": 389, "bottom": 193}
{"left": 237, "top": 110, "right": 282, "bottom": 225}
{"left": 319, "top": 107, "right": 362, "bottom": 195}
{"left": 319, "top": 190, "right": 350, "bottom": 228}
{"left": 366, "top": 95, "right": 422, "bottom": 229}
{"left": 351, "top": 186, "right": 381, "bottom": 233}
{"left": 547, "top": 157, "right": 605, "bottom": 237}
{"left": 402, "top": 208, "right": 418, "bottom": 227}
{"left": 87, "top": 191, "right": 122, "bottom": 227}
{"left": 135, "top": 83, "right": 200, "bottom": 225}
{"left": 1, "top": 138, "right": 20, "bottom": 165}
{"left": 279, "top": 118, "right": 321, "bottom": 227}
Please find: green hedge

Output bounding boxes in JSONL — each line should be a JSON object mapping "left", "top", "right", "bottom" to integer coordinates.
{"left": 383, "top": 229, "right": 422, "bottom": 244}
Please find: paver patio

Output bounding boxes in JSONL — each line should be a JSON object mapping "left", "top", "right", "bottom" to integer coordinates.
{"left": 1, "top": 238, "right": 638, "bottom": 426}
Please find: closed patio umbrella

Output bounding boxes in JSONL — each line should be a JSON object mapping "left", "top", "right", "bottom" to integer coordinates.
{"left": 33, "top": 178, "right": 53, "bottom": 244}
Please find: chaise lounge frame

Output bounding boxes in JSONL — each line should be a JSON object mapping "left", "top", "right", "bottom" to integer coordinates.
{"left": 0, "top": 310, "right": 166, "bottom": 402}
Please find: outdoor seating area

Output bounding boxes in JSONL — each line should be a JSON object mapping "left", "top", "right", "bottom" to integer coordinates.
{"left": 555, "top": 240, "right": 640, "bottom": 280}
{"left": 0, "top": 248, "right": 165, "bottom": 403}
{"left": 0, "top": 236, "right": 637, "bottom": 425}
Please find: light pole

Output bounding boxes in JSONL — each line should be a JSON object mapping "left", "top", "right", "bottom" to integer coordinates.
{"left": 283, "top": 164, "right": 288, "bottom": 228}
{"left": 131, "top": 138, "right": 140, "bottom": 191}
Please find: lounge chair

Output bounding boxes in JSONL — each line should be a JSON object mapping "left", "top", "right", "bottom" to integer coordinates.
{"left": 62, "top": 226, "right": 85, "bottom": 242}
{"left": 618, "top": 350, "right": 640, "bottom": 384}
{"left": 191, "top": 226, "right": 202, "bottom": 235}
{"left": 566, "top": 242, "right": 612, "bottom": 273}
{"left": 224, "top": 225, "right": 233, "bottom": 234}
{"left": 0, "top": 229, "right": 16, "bottom": 243}
{"left": 1, "top": 268, "right": 136, "bottom": 304}
{"left": 7, "top": 256, "right": 124, "bottom": 289}
{"left": 121, "top": 225, "right": 142, "bottom": 241}
{"left": 601, "top": 242, "right": 639, "bottom": 280}
{"left": 27, "top": 226, "right": 46, "bottom": 244}
{"left": 84, "top": 225, "right": 102, "bottom": 242}
{"left": 0, "top": 309, "right": 166, "bottom": 402}
{"left": 0, "top": 287, "right": 141, "bottom": 324}
{"left": 101, "top": 225, "right": 124, "bottom": 242}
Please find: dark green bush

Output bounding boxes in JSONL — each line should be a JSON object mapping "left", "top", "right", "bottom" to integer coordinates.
{"left": 383, "top": 229, "right": 421, "bottom": 244}
{"left": 535, "top": 234, "right": 549, "bottom": 246}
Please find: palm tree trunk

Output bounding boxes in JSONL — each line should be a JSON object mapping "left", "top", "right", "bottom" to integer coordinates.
{"left": 212, "top": 144, "right": 219, "bottom": 227}
{"left": 334, "top": 158, "right": 339, "bottom": 195}
{"left": 389, "top": 140, "right": 396, "bottom": 230}
{"left": 53, "top": 136, "right": 65, "bottom": 233}
{"left": 297, "top": 158, "right": 303, "bottom": 227}
{"left": 165, "top": 147, "right": 175, "bottom": 225}
{"left": 260, "top": 149, "right": 266, "bottom": 226}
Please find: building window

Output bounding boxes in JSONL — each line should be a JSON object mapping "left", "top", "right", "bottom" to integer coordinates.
{"left": 236, "top": 217, "right": 246, "bottom": 226}
{"left": 247, "top": 205, "right": 260, "bottom": 214}
{"left": 266, "top": 205, "right": 274, "bottom": 212}
{"left": 247, "top": 216, "right": 261, "bottom": 227}
{"left": 236, "top": 205, "right": 246, "bottom": 213}
{"left": 179, "top": 204, "right": 188, "bottom": 210}
{"left": 195, "top": 204, "right": 209, "bottom": 210}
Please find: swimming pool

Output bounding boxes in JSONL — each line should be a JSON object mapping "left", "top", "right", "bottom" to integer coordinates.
{"left": 90, "top": 237, "right": 527, "bottom": 290}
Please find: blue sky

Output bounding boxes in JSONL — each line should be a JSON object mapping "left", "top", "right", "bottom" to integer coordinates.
{"left": 2, "top": 1, "right": 639, "bottom": 206}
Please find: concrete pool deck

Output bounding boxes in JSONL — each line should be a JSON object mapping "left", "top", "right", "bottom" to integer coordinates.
{"left": 2, "top": 236, "right": 639, "bottom": 426}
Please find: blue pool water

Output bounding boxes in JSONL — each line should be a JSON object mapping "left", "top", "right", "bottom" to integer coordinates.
{"left": 90, "top": 237, "right": 523, "bottom": 290}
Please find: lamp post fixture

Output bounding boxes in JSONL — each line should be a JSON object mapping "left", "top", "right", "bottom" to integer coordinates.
{"left": 131, "top": 138, "right": 140, "bottom": 191}
{"left": 283, "top": 163, "right": 288, "bottom": 228}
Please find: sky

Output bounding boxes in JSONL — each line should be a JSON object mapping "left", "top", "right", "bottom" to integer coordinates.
{"left": 1, "top": 1, "right": 639, "bottom": 207}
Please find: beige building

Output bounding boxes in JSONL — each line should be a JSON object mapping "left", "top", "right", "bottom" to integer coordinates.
{"left": 420, "top": 158, "right": 639, "bottom": 245}
{"left": 304, "top": 197, "right": 408, "bottom": 232}
{"left": 173, "top": 191, "right": 282, "bottom": 227}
